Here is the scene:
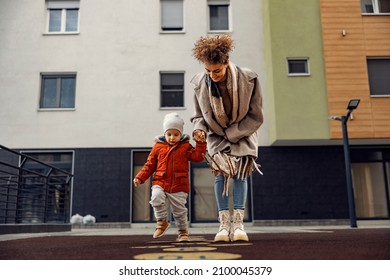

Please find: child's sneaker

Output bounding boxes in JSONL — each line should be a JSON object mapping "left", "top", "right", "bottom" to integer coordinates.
{"left": 153, "top": 219, "right": 170, "bottom": 238}
{"left": 177, "top": 229, "right": 190, "bottom": 242}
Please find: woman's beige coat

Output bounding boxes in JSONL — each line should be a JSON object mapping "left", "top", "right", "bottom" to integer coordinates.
{"left": 190, "top": 65, "right": 263, "bottom": 158}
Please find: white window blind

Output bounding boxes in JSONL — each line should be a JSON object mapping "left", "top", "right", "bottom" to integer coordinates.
{"left": 47, "top": 1, "right": 79, "bottom": 9}
{"left": 161, "top": 0, "right": 183, "bottom": 30}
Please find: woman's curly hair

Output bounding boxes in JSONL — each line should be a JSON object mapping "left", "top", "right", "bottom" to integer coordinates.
{"left": 192, "top": 34, "right": 234, "bottom": 64}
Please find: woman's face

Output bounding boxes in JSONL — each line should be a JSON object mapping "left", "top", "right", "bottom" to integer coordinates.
{"left": 204, "top": 62, "right": 228, "bottom": 83}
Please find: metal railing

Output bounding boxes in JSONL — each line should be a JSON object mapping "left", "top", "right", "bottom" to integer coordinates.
{"left": 0, "top": 145, "right": 73, "bottom": 224}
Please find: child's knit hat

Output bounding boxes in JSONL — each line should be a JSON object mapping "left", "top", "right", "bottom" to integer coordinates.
{"left": 163, "top": 112, "right": 184, "bottom": 134}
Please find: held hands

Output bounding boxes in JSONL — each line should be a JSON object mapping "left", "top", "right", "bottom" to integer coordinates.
{"left": 193, "top": 129, "right": 206, "bottom": 143}
{"left": 133, "top": 178, "right": 142, "bottom": 187}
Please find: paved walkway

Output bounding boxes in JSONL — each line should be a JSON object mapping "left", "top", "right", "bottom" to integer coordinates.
{"left": 1, "top": 220, "right": 390, "bottom": 241}
{"left": 1, "top": 225, "right": 390, "bottom": 260}
{"left": 2, "top": 221, "right": 389, "bottom": 280}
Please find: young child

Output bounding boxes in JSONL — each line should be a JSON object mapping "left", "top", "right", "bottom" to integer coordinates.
{"left": 133, "top": 112, "right": 206, "bottom": 242}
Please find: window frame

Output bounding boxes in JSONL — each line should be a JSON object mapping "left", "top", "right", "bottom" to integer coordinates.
{"left": 208, "top": 0, "right": 232, "bottom": 33}
{"left": 39, "top": 73, "right": 77, "bottom": 110}
{"left": 46, "top": 1, "right": 80, "bottom": 35}
{"left": 367, "top": 57, "right": 390, "bottom": 97}
{"left": 21, "top": 150, "right": 75, "bottom": 174}
{"left": 131, "top": 149, "right": 154, "bottom": 223}
{"left": 351, "top": 147, "right": 390, "bottom": 219}
{"left": 160, "top": 0, "right": 185, "bottom": 34}
{"left": 361, "top": 0, "right": 390, "bottom": 15}
{"left": 287, "top": 58, "right": 310, "bottom": 77}
{"left": 159, "top": 71, "right": 185, "bottom": 109}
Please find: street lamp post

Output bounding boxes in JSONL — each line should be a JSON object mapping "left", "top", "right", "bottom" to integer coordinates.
{"left": 330, "top": 99, "right": 360, "bottom": 228}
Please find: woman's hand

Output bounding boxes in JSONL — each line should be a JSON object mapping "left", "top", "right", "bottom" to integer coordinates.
{"left": 193, "top": 129, "right": 206, "bottom": 143}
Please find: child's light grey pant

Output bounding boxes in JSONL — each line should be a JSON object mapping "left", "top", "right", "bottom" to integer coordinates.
{"left": 150, "top": 185, "right": 188, "bottom": 230}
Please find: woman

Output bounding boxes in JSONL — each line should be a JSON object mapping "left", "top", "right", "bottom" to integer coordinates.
{"left": 191, "top": 34, "right": 263, "bottom": 242}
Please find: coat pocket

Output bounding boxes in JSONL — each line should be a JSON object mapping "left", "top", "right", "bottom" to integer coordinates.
{"left": 153, "top": 171, "right": 165, "bottom": 180}
{"left": 174, "top": 172, "right": 188, "bottom": 185}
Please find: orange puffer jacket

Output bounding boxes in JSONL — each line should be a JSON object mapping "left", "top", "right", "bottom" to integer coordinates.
{"left": 135, "top": 134, "right": 206, "bottom": 193}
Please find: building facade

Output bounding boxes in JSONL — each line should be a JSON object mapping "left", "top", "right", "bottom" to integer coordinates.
{"left": 1, "top": 0, "right": 389, "bottom": 225}
{"left": 319, "top": 0, "right": 390, "bottom": 220}
{"left": 262, "top": 0, "right": 390, "bottom": 222}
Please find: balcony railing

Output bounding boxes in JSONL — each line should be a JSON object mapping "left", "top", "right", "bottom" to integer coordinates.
{"left": 0, "top": 145, "right": 73, "bottom": 224}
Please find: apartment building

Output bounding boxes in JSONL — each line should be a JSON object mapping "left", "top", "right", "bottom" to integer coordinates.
{"left": 1, "top": 0, "right": 389, "bottom": 225}
{"left": 320, "top": 0, "right": 390, "bottom": 219}
{"left": 0, "top": 0, "right": 266, "bottom": 224}
{"left": 262, "top": 0, "right": 390, "bottom": 222}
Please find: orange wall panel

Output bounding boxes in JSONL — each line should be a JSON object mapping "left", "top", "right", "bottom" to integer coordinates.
{"left": 320, "top": 0, "right": 390, "bottom": 139}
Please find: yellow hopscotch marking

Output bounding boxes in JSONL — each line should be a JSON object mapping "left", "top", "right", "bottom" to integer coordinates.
{"left": 132, "top": 235, "right": 249, "bottom": 260}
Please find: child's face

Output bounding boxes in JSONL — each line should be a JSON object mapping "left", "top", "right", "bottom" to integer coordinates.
{"left": 165, "top": 129, "right": 181, "bottom": 145}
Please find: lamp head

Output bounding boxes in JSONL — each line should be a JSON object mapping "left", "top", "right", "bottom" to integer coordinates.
{"left": 347, "top": 99, "right": 360, "bottom": 111}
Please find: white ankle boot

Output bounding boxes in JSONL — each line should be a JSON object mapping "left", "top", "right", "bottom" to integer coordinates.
{"left": 214, "top": 210, "right": 231, "bottom": 242}
{"left": 231, "top": 209, "right": 249, "bottom": 241}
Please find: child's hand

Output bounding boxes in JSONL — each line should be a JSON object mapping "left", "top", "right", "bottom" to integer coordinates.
{"left": 133, "top": 178, "right": 141, "bottom": 187}
{"left": 193, "top": 129, "right": 206, "bottom": 143}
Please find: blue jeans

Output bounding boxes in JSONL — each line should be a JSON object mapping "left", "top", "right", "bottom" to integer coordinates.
{"left": 214, "top": 174, "right": 247, "bottom": 211}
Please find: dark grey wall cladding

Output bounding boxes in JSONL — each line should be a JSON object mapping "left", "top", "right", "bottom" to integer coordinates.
{"left": 2, "top": 145, "right": 350, "bottom": 223}
{"left": 69, "top": 145, "right": 386, "bottom": 222}
{"left": 252, "top": 146, "right": 349, "bottom": 220}
{"left": 72, "top": 148, "right": 132, "bottom": 223}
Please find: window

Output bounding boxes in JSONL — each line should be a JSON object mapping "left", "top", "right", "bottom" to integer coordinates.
{"left": 361, "top": 0, "right": 390, "bottom": 14}
{"left": 367, "top": 58, "right": 390, "bottom": 96}
{"left": 351, "top": 148, "right": 390, "bottom": 219}
{"left": 161, "top": 0, "right": 183, "bottom": 32}
{"left": 22, "top": 152, "right": 74, "bottom": 180}
{"left": 131, "top": 150, "right": 153, "bottom": 223}
{"left": 191, "top": 163, "right": 251, "bottom": 222}
{"left": 47, "top": 1, "right": 80, "bottom": 33}
{"left": 287, "top": 58, "right": 310, "bottom": 76}
{"left": 208, "top": 0, "right": 230, "bottom": 32}
{"left": 352, "top": 163, "right": 389, "bottom": 218}
{"left": 160, "top": 72, "right": 184, "bottom": 108}
{"left": 40, "top": 73, "right": 76, "bottom": 109}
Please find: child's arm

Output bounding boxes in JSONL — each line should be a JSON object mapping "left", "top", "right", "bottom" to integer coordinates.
{"left": 187, "top": 140, "right": 207, "bottom": 162}
{"left": 133, "top": 145, "right": 159, "bottom": 186}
